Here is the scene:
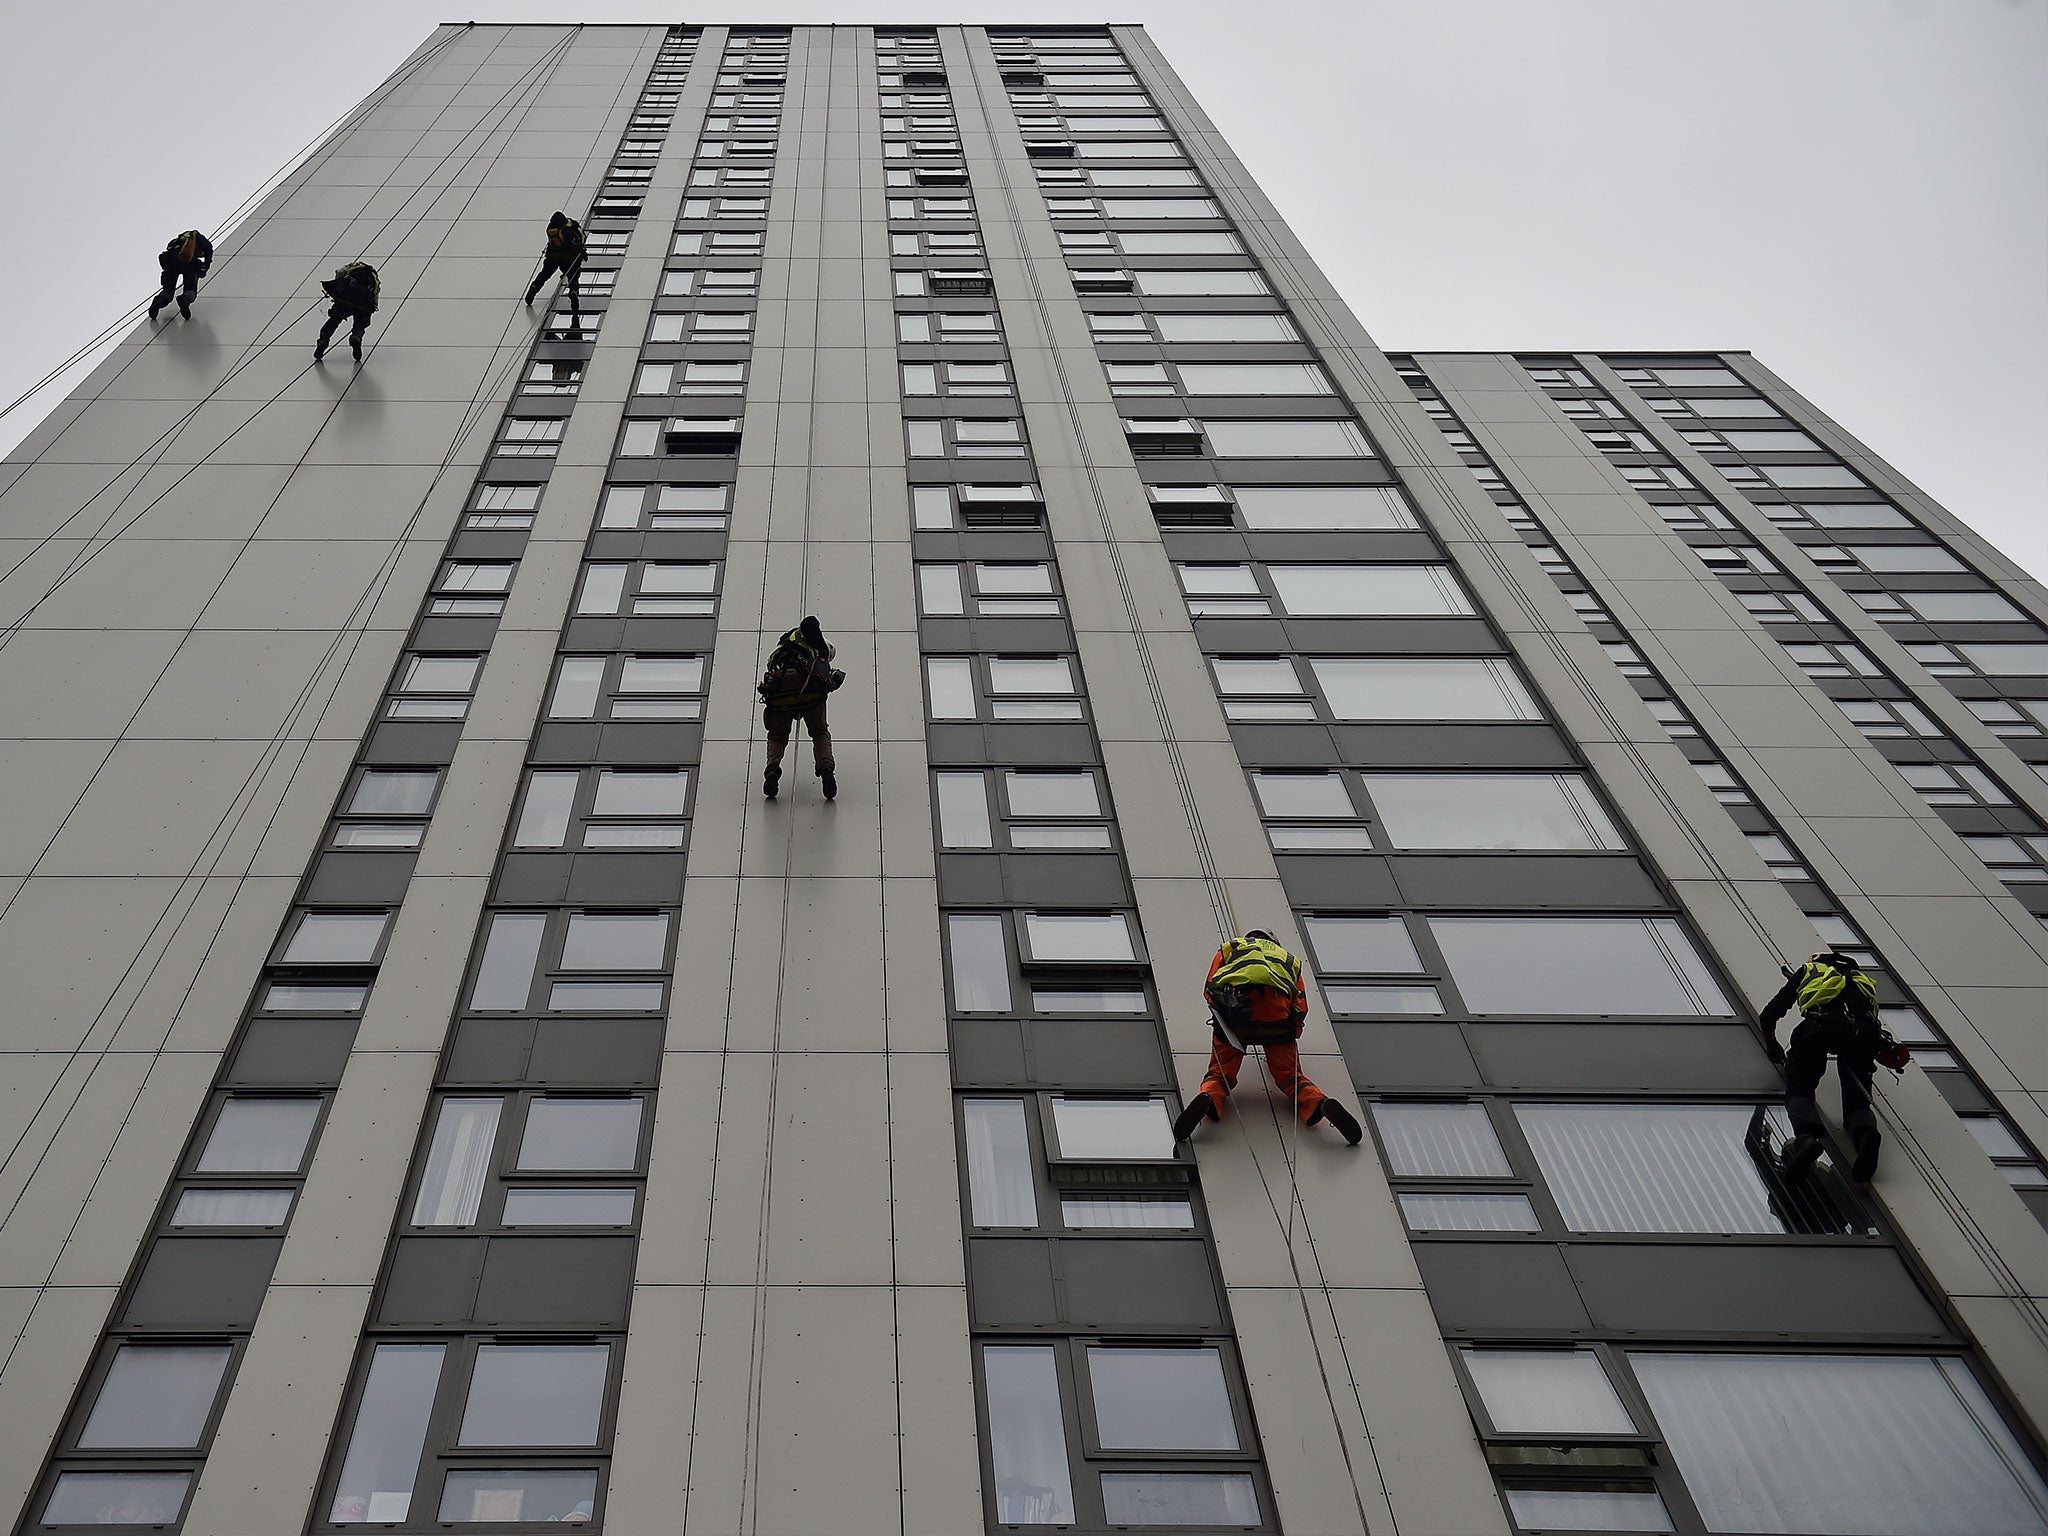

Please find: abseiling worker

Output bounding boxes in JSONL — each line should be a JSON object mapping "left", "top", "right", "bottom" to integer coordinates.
{"left": 524, "top": 211, "right": 587, "bottom": 323}
{"left": 1173, "top": 929, "right": 1363, "bottom": 1145}
{"left": 149, "top": 229, "right": 213, "bottom": 321}
{"left": 314, "top": 261, "right": 380, "bottom": 363}
{"left": 1759, "top": 950, "right": 1900, "bottom": 1183}
{"left": 757, "top": 615, "right": 843, "bottom": 801}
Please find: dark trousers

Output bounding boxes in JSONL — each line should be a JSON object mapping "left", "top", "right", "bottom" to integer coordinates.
{"left": 1784, "top": 1013, "right": 1876, "bottom": 1142}
{"left": 156, "top": 258, "right": 202, "bottom": 306}
{"left": 317, "top": 302, "right": 374, "bottom": 354}
{"left": 763, "top": 699, "right": 832, "bottom": 774}
{"left": 526, "top": 252, "right": 584, "bottom": 320}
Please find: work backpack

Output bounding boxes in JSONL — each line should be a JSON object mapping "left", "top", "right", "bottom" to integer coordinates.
{"left": 757, "top": 637, "right": 836, "bottom": 706}
{"left": 1207, "top": 937, "right": 1304, "bottom": 1048}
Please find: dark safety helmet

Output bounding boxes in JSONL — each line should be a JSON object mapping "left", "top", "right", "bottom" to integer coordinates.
{"left": 549, "top": 211, "right": 569, "bottom": 228}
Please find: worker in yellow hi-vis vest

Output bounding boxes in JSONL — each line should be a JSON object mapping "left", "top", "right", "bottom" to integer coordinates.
{"left": 1173, "top": 930, "right": 1362, "bottom": 1145}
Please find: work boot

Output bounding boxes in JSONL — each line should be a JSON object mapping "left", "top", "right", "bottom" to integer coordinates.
{"left": 313, "top": 340, "right": 327, "bottom": 361}
{"left": 1310, "top": 1099, "right": 1364, "bottom": 1146}
{"left": 177, "top": 296, "right": 192, "bottom": 319}
{"left": 822, "top": 770, "right": 837, "bottom": 801}
{"left": 350, "top": 335, "right": 363, "bottom": 363}
{"left": 763, "top": 764, "right": 780, "bottom": 800}
{"left": 1779, "top": 1133, "right": 1825, "bottom": 1183}
{"left": 148, "top": 294, "right": 166, "bottom": 321}
{"left": 1172, "top": 1094, "right": 1219, "bottom": 1143}
{"left": 1851, "top": 1126, "right": 1881, "bottom": 1182}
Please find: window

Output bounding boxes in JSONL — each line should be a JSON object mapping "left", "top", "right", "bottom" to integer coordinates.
{"left": 926, "top": 655, "right": 1084, "bottom": 721}
{"left": 170, "top": 1187, "right": 293, "bottom": 1227}
{"left": 549, "top": 654, "right": 706, "bottom": 722}
{"left": 459, "top": 1344, "right": 609, "bottom": 1447}
{"left": 1153, "top": 313, "right": 1297, "bottom": 342}
{"left": 1132, "top": 269, "right": 1269, "bottom": 297}
{"left": 947, "top": 914, "right": 1012, "bottom": 1012}
{"left": 1087, "top": 1347, "right": 1239, "bottom": 1450}
{"left": 963, "top": 1099, "right": 1037, "bottom": 1226}
{"left": 1370, "top": 1102, "right": 1513, "bottom": 1177}
{"left": 1268, "top": 564, "right": 1470, "bottom": 616}
{"left": 330, "top": 1343, "right": 444, "bottom": 1523}
{"left": 599, "top": 483, "right": 730, "bottom": 531}
{"left": 197, "top": 1098, "right": 322, "bottom": 1173}
{"left": 1460, "top": 1349, "right": 1634, "bottom": 1436}
{"left": 43, "top": 1474, "right": 192, "bottom": 1527}
{"left": 983, "top": 1346, "right": 1075, "bottom": 1524}
{"left": 1201, "top": 419, "right": 1370, "bottom": 457}
{"left": 1900, "top": 590, "right": 2025, "bottom": 623}
{"left": 389, "top": 653, "right": 482, "bottom": 719}
{"left": 412, "top": 1098, "right": 503, "bottom": 1225}
{"left": 1959, "top": 643, "right": 2048, "bottom": 677}
{"left": 1428, "top": 916, "right": 1728, "bottom": 1016}
{"left": 1310, "top": 658, "right": 1540, "bottom": 721}
{"left": 78, "top": 1345, "right": 232, "bottom": 1449}
{"left": 1233, "top": 485, "right": 1415, "bottom": 531}
{"left": 518, "top": 1098, "right": 643, "bottom": 1171}
{"left": 906, "top": 417, "right": 1027, "bottom": 458}
{"left": 1515, "top": 1103, "right": 1866, "bottom": 1234}
{"left": 1845, "top": 543, "right": 1966, "bottom": 573}
{"left": 576, "top": 561, "right": 719, "bottom": 617}
{"left": 1047, "top": 1096, "right": 1174, "bottom": 1160}
{"left": 1022, "top": 911, "right": 1135, "bottom": 963}
{"left": 1362, "top": 774, "right": 1623, "bottom": 851}
{"left": 1301, "top": 915, "right": 1423, "bottom": 974}
{"left": 1175, "top": 363, "right": 1330, "bottom": 396}
{"left": 1209, "top": 656, "right": 1312, "bottom": 720}
{"left": 1631, "top": 1353, "right": 2048, "bottom": 1536}
{"left": 948, "top": 562, "right": 1060, "bottom": 616}
{"left": 281, "top": 911, "right": 388, "bottom": 965}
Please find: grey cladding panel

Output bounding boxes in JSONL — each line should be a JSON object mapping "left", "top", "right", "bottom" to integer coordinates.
{"left": 1330, "top": 725, "right": 1573, "bottom": 767}
{"left": 474, "top": 1236, "right": 635, "bottom": 1325}
{"left": 1271, "top": 856, "right": 1401, "bottom": 908}
{"left": 1336, "top": 1023, "right": 1481, "bottom": 1092}
{"left": 528, "top": 1018, "right": 663, "bottom": 1085}
{"left": 1059, "top": 1239, "right": 1221, "bottom": 1331}
{"left": 446, "top": 1020, "right": 535, "bottom": 1084}
{"left": 1565, "top": 1245, "right": 1949, "bottom": 1340}
{"left": 1412, "top": 1243, "right": 1593, "bottom": 1334}
{"left": 566, "top": 853, "right": 687, "bottom": 904}
{"left": 381, "top": 1237, "right": 486, "bottom": 1325}
{"left": 970, "top": 1239, "right": 1060, "bottom": 1330}
{"left": 124, "top": 1239, "right": 284, "bottom": 1330}
{"left": 307, "top": 851, "right": 418, "bottom": 905}
{"left": 227, "top": 1019, "right": 359, "bottom": 1084}
{"left": 1465, "top": 1024, "right": 1775, "bottom": 1094}
{"left": 1004, "top": 854, "right": 1128, "bottom": 906}
{"left": 1386, "top": 855, "right": 1664, "bottom": 910}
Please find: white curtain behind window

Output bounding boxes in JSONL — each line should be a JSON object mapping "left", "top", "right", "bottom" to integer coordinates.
{"left": 411, "top": 1098, "right": 502, "bottom": 1227}
{"left": 1632, "top": 1352, "right": 2048, "bottom": 1535}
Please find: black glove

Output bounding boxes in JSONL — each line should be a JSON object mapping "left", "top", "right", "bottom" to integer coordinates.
{"left": 1764, "top": 1035, "right": 1785, "bottom": 1066}
{"left": 827, "top": 669, "right": 846, "bottom": 692}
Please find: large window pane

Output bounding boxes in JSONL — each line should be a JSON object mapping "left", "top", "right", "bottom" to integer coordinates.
{"left": 1363, "top": 774, "right": 1623, "bottom": 851}
{"left": 983, "top": 1346, "right": 1075, "bottom": 1525}
{"left": 1050, "top": 1097, "right": 1174, "bottom": 1160}
{"left": 196, "top": 1098, "right": 321, "bottom": 1173}
{"left": 438, "top": 1469, "right": 598, "bottom": 1524}
{"left": 44, "top": 1472, "right": 190, "bottom": 1526}
{"left": 500, "top": 1188, "right": 636, "bottom": 1226}
{"left": 170, "top": 1188, "right": 293, "bottom": 1227}
{"left": 458, "top": 1344, "right": 609, "bottom": 1446}
{"left": 1399, "top": 1192, "right": 1540, "bottom": 1232}
{"left": 1460, "top": 1349, "right": 1633, "bottom": 1434}
{"left": 1179, "top": 363, "right": 1330, "bottom": 395}
{"left": 926, "top": 657, "right": 978, "bottom": 718}
{"left": 1062, "top": 1196, "right": 1194, "bottom": 1229}
{"left": 593, "top": 769, "right": 688, "bottom": 817}
{"left": 936, "top": 772, "right": 993, "bottom": 848}
{"left": 350, "top": 770, "right": 438, "bottom": 816}
{"left": 1369, "top": 1102, "right": 1512, "bottom": 1177}
{"left": 1005, "top": 771, "right": 1100, "bottom": 817}
{"left": 1515, "top": 1104, "right": 1867, "bottom": 1235}
{"left": 1156, "top": 314, "right": 1296, "bottom": 342}
{"left": 561, "top": 911, "right": 669, "bottom": 970}
{"left": 1301, "top": 916, "right": 1421, "bottom": 973}
{"left": 1430, "top": 916, "right": 1728, "bottom": 1016}
{"left": 330, "top": 1343, "right": 445, "bottom": 1523}
{"left": 411, "top": 1098, "right": 503, "bottom": 1227}
{"left": 1312, "top": 657, "right": 1539, "bottom": 721}
{"left": 989, "top": 657, "right": 1075, "bottom": 694}
{"left": 470, "top": 913, "right": 544, "bottom": 1010}
{"left": 963, "top": 1099, "right": 1037, "bottom": 1226}
{"left": 1251, "top": 771, "right": 1354, "bottom": 819}
{"left": 281, "top": 911, "right": 388, "bottom": 964}
{"left": 518, "top": 1098, "right": 642, "bottom": 1171}
{"left": 1502, "top": 1487, "right": 1673, "bottom": 1532}
{"left": 1270, "top": 564, "right": 1470, "bottom": 616}
{"left": 1024, "top": 912, "right": 1134, "bottom": 961}
{"left": 513, "top": 772, "right": 578, "bottom": 847}
{"left": 1102, "top": 1472, "right": 1260, "bottom": 1526}
{"left": 948, "top": 914, "right": 1012, "bottom": 1012}
{"left": 1631, "top": 1353, "right": 2048, "bottom": 1536}
{"left": 1088, "top": 1346, "right": 1238, "bottom": 1450}
{"left": 1133, "top": 269, "right": 1268, "bottom": 296}
{"left": 1234, "top": 484, "right": 1414, "bottom": 530}
{"left": 78, "top": 1345, "right": 231, "bottom": 1449}
{"left": 1203, "top": 419, "right": 1370, "bottom": 458}
{"left": 1961, "top": 643, "right": 2048, "bottom": 676}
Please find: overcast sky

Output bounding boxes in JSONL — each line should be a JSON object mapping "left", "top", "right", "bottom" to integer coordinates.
{"left": 2, "top": 0, "right": 2041, "bottom": 579}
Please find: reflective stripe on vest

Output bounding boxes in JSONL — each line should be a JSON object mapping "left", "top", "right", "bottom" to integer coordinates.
{"left": 1796, "top": 959, "right": 1877, "bottom": 1016}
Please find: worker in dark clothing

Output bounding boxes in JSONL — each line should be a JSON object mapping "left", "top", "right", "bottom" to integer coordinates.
{"left": 1173, "top": 930, "right": 1363, "bottom": 1145}
{"left": 524, "top": 212, "right": 587, "bottom": 325}
{"left": 758, "top": 615, "right": 843, "bottom": 801}
{"left": 149, "top": 230, "right": 213, "bottom": 321}
{"left": 314, "top": 262, "right": 380, "bottom": 363}
{"left": 1759, "top": 950, "right": 1892, "bottom": 1183}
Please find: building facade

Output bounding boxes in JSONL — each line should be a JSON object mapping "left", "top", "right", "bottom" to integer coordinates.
{"left": 1, "top": 21, "right": 2044, "bottom": 1536}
